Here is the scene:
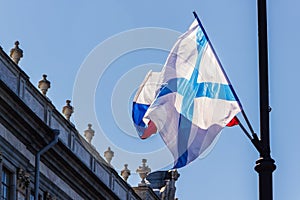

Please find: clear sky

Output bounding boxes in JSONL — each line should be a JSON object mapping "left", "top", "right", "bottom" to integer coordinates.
{"left": 0, "top": 1, "right": 299, "bottom": 199}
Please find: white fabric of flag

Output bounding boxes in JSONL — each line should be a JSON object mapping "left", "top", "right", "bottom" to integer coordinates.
{"left": 132, "top": 20, "right": 241, "bottom": 168}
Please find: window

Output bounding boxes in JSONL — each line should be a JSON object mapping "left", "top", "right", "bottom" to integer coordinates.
{"left": 1, "top": 168, "right": 11, "bottom": 200}
{"left": 29, "top": 192, "right": 34, "bottom": 200}
{"left": 30, "top": 192, "right": 42, "bottom": 200}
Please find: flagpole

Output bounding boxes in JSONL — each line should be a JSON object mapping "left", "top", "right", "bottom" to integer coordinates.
{"left": 255, "top": 0, "right": 276, "bottom": 200}
{"left": 193, "top": 7, "right": 276, "bottom": 198}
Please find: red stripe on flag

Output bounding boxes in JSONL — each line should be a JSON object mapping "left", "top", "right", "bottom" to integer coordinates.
{"left": 226, "top": 116, "right": 239, "bottom": 127}
{"left": 141, "top": 120, "right": 157, "bottom": 139}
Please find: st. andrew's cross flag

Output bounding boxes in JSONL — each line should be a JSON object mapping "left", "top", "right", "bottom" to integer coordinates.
{"left": 132, "top": 19, "right": 242, "bottom": 168}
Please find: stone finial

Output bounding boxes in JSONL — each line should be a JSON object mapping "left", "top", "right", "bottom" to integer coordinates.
{"left": 136, "top": 159, "right": 151, "bottom": 186}
{"left": 62, "top": 100, "right": 74, "bottom": 120}
{"left": 38, "top": 74, "right": 51, "bottom": 95}
{"left": 121, "top": 164, "right": 131, "bottom": 182}
{"left": 84, "top": 123, "right": 95, "bottom": 144}
{"left": 104, "top": 147, "right": 114, "bottom": 165}
{"left": 10, "top": 41, "right": 23, "bottom": 64}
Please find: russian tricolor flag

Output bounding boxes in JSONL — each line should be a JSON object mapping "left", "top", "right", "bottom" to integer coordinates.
{"left": 132, "top": 19, "right": 241, "bottom": 168}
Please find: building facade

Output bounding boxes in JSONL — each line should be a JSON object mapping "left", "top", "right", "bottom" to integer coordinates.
{"left": 0, "top": 42, "right": 179, "bottom": 200}
{"left": 0, "top": 42, "right": 149, "bottom": 200}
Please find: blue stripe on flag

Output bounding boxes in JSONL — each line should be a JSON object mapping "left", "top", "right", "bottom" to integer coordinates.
{"left": 157, "top": 81, "right": 176, "bottom": 98}
{"left": 132, "top": 102, "right": 149, "bottom": 127}
{"left": 158, "top": 79, "right": 236, "bottom": 101}
{"left": 132, "top": 102, "right": 151, "bottom": 137}
{"left": 196, "top": 82, "right": 236, "bottom": 100}
{"left": 194, "top": 27, "right": 207, "bottom": 72}
{"left": 174, "top": 114, "right": 191, "bottom": 168}
{"left": 173, "top": 113, "right": 223, "bottom": 168}
{"left": 174, "top": 151, "right": 188, "bottom": 169}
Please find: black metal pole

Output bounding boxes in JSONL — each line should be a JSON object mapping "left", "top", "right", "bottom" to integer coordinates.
{"left": 255, "top": 0, "right": 276, "bottom": 200}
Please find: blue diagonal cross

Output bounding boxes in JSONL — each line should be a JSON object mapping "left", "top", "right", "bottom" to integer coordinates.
{"left": 156, "top": 27, "right": 236, "bottom": 168}
{"left": 157, "top": 28, "right": 236, "bottom": 122}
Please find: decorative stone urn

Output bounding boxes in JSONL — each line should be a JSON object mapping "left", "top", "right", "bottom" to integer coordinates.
{"left": 10, "top": 41, "right": 23, "bottom": 64}
{"left": 104, "top": 147, "right": 114, "bottom": 165}
{"left": 84, "top": 124, "right": 95, "bottom": 144}
{"left": 62, "top": 100, "right": 74, "bottom": 120}
{"left": 136, "top": 159, "right": 151, "bottom": 186}
{"left": 121, "top": 164, "right": 131, "bottom": 182}
{"left": 38, "top": 74, "right": 51, "bottom": 95}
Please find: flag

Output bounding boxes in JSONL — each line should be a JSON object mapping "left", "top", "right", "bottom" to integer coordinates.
{"left": 132, "top": 71, "right": 162, "bottom": 138}
{"left": 132, "top": 19, "right": 242, "bottom": 168}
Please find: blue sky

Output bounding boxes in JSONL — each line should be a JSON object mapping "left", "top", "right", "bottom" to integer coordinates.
{"left": 1, "top": 1, "right": 299, "bottom": 199}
